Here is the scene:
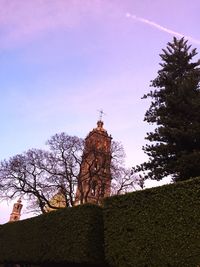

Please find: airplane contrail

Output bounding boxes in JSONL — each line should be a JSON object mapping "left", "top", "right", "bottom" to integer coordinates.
{"left": 126, "top": 13, "right": 200, "bottom": 45}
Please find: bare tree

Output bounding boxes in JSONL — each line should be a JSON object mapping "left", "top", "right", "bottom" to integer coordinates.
{"left": 0, "top": 133, "right": 143, "bottom": 214}
{"left": 45, "top": 133, "right": 84, "bottom": 208}
{"left": 0, "top": 149, "right": 55, "bottom": 214}
{"left": 111, "top": 167, "right": 144, "bottom": 195}
{"left": 110, "top": 141, "right": 143, "bottom": 195}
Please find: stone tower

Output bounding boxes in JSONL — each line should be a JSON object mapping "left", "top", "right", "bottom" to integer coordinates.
{"left": 75, "top": 120, "right": 112, "bottom": 205}
{"left": 9, "top": 198, "right": 23, "bottom": 222}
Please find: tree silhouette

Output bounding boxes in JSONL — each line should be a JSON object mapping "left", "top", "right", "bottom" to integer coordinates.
{"left": 135, "top": 37, "right": 200, "bottom": 182}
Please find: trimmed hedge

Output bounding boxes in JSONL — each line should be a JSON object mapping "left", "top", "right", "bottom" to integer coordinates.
{"left": 0, "top": 204, "right": 105, "bottom": 266}
{"left": 103, "top": 177, "right": 200, "bottom": 267}
{"left": 2, "top": 178, "right": 200, "bottom": 267}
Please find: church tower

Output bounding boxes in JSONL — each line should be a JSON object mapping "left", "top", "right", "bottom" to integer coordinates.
{"left": 9, "top": 198, "right": 23, "bottom": 222}
{"left": 75, "top": 120, "right": 112, "bottom": 205}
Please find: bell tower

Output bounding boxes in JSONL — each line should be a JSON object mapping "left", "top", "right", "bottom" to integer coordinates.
{"left": 75, "top": 120, "right": 112, "bottom": 205}
{"left": 9, "top": 198, "right": 23, "bottom": 222}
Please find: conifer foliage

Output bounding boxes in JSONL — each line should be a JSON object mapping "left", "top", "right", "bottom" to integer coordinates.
{"left": 136, "top": 37, "right": 200, "bottom": 182}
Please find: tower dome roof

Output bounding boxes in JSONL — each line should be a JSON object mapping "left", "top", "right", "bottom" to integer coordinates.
{"left": 96, "top": 120, "right": 104, "bottom": 131}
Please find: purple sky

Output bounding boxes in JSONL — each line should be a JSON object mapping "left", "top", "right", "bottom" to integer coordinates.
{"left": 1, "top": 0, "right": 200, "bottom": 223}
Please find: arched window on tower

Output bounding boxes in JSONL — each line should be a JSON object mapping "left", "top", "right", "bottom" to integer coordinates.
{"left": 94, "top": 159, "right": 98, "bottom": 170}
{"left": 91, "top": 180, "right": 97, "bottom": 196}
{"left": 101, "top": 183, "right": 106, "bottom": 197}
{"left": 104, "top": 141, "right": 108, "bottom": 151}
{"left": 92, "top": 158, "right": 99, "bottom": 174}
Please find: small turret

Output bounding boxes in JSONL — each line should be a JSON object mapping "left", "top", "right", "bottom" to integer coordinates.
{"left": 97, "top": 120, "right": 104, "bottom": 131}
{"left": 9, "top": 198, "right": 23, "bottom": 222}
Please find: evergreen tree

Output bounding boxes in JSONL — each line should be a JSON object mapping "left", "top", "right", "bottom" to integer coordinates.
{"left": 136, "top": 37, "right": 200, "bottom": 182}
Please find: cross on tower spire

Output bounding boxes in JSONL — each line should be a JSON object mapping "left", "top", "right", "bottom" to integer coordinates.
{"left": 98, "top": 109, "right": 106, "bottom": 121}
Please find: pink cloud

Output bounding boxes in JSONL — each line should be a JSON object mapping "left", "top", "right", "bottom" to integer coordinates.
{"left": 0, "top": 0, "right": 122, "bottom": 49}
